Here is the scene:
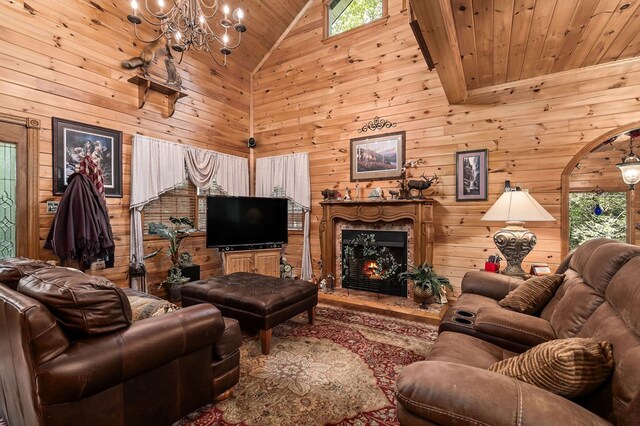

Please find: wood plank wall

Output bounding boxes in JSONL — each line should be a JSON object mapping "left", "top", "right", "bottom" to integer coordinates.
{"left": 253, "top": 0, "right": 640, "bottom": 291}
{"left": 0, "top": 0, "right": 250, "bottom": 288}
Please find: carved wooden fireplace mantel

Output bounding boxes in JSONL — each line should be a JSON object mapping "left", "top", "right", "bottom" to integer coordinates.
{"left": 319, "top": 199, "right": 434, "bottom": 279}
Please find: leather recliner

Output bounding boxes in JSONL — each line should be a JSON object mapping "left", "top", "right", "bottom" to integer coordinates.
{"left": 396, "top": 239, "right": 640, "bottom": 425}
{"left": 0, "top": 258, "right": 241, "bottom": 426}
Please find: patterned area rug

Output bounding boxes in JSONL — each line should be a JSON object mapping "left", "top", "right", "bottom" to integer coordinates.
{"left": 175, "top": 304, "right": 438, "bottom": 426}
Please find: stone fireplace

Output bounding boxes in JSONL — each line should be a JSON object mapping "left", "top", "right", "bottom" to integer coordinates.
{"left": 320, "top": 199, "right": 434, "bottom": 298}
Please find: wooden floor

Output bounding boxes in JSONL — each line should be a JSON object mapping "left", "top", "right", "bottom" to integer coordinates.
{"left": 318, "top": 288, "right": 447, "bottom": 326}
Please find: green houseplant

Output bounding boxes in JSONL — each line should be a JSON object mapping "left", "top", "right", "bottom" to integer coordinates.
{"left": 148, "top": 216, "right": 196, "bottom": 301}
{"left": 399, "top": 262, "right": 453, "bottom": 308}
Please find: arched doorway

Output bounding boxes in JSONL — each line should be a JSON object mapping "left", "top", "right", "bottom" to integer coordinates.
{"left": 561, "top": 121, "right": 640, "bottom": 257}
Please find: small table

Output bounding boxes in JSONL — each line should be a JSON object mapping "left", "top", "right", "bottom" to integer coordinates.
{"left": 181, "top": 272, "right": 318, "bottom": 355}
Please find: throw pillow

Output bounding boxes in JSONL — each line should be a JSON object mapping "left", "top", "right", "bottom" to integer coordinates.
{"left": 489, "top": 337, "right": 614, "bottom": 398}
{"left": 18, "top": 267, "right": 132, "bottom": 335}
{"left": 128, "top": 293, "right": 179, "bottom": 321}
{"left": 0, "top": 257, "right": 53, "bottom": 290}
{"left": 498, "top": 274, "right": 564, "bottom": 314}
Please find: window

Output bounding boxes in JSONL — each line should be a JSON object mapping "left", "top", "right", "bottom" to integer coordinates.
{"left": 143, "top": 181, "right": 198, "bottom": 234}
{"left": 197, "top": 180, "right": 227, "bottom": 232}
{"left": 326, "top": 0, "right": 385, "bottom": 38}
{"left": 271, "top": 186, "right": 304, "bottom": 231}
{"left": 569, "top": 192, "right": 627, "bottom": 250}
{"left": 288, "top": 200, "right": 304, "bottom": 231}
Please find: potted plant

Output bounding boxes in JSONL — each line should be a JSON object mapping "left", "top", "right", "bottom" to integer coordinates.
{"left": 399, "top": 262, "right": 453, "bottom": 308}
{"left": 148, "top": 217, "right": 196, "bottom": 302}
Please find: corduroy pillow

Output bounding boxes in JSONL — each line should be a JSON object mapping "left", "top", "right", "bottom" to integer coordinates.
{"left": 498, "top": 274, "right": 564, "bottom": 314}
{"left": 128, "top": 293, "right": 179, "bottom": 321}
{"left": 489, "top": 337, "right": 613, "bottom": 398}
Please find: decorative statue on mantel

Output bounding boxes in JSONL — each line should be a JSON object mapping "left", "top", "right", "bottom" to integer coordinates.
{"left": 397, "top": 159, "right": 438, "bottom": 199}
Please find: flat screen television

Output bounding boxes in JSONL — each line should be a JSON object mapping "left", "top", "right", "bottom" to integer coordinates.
{"left": 206, "top": 196, "right": 288, "bottom": 250}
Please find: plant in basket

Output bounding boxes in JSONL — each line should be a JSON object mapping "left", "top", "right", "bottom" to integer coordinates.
{"left": 399, "top": 262, "right": 452, "bottom": 308}
{"left": 148, "top": 216, "right": 196, "bottom": 301}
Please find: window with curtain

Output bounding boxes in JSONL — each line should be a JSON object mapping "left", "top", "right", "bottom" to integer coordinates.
{"left": 143, "top": 180, "right": 199, "bottom": 233}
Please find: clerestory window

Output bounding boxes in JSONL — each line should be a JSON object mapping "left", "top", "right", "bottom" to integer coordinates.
{"left": 325, "top": 0, "right": 386, "bottom": 38}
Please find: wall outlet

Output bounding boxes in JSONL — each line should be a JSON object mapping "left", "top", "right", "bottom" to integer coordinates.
{"left": 47, "top": 201, "right": 59, "bottom": 214}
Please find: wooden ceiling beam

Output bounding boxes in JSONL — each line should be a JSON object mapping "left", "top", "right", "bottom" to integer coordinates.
{"left": 409, "top": 0, "right": 468, "bottom": 104}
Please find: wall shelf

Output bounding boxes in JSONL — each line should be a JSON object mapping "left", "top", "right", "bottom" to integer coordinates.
{"left": 127, "top": 75, "right": 188, "bottom": 117}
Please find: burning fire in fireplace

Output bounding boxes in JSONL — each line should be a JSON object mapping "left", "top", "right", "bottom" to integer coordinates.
{"left": 363, "top": 260, "right": 381, "bottom": 278}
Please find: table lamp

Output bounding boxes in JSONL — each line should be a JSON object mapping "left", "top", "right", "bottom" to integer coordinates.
{"left": 481, "top": 188, "right": 555, "bottom": 277}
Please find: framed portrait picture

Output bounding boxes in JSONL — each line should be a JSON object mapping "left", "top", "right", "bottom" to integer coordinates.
{"left": 52, "top": 118, "right": 123, "bottom": 197}
{"left": 455, "top": 149, "right": 488, "bottom": 201}
{"left": 350, "top": 131, "right": 405, "bottom": 181}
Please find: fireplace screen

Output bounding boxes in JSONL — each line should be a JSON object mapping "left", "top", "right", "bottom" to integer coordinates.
{"left": 341, "top": 230, "right": 407, "bottom": 296}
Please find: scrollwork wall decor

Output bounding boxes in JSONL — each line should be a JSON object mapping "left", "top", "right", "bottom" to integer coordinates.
{"left": 358, "top": 116, "right": 397, "bottom": 133}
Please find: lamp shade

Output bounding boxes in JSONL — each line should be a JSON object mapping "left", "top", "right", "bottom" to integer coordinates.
{"left": 481, "top": 190, "right": 555, "bottom": 222}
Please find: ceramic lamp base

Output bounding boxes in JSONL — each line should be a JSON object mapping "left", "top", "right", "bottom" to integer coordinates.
{"left": 493, "top": 221, "right": 537, "bottom": 278}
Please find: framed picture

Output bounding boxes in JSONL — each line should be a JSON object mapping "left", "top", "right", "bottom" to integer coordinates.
{"left": 52, "top": 118, "right": 123, "bottom": 197}
{"left": 350, "top": 131, "right": 405, "bottom": 181}
{"left": 455, "top": 149, "right": 488, "bottom": 201}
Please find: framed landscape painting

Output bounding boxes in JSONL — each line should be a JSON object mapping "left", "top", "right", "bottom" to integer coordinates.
{"left": 456, "top": 149, "right": 488, "bottom": 201}
{"left": 350, "top": 131, "right": 405, "bottom": 181}
{"left": 52, "top": 118, "right": 123, "bottom": 197}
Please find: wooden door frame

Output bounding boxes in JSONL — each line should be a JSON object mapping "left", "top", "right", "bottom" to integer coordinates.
{"left": 561, "top": 120, "right": 640, "bottom": 257}
{"left": 0, "top": 113, "right": 40, "bottom": 258}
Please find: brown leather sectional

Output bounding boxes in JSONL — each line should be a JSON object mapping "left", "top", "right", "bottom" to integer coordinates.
{"left": 0, "top": 258, "right": 241, "bottom": 426}
{"left": 396, "top": 238, "right": 640, "bottom": 425}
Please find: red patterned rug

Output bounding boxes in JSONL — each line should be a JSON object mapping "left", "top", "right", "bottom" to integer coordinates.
{"left": 175, "top": 304, "right": 438, "bottom": 426}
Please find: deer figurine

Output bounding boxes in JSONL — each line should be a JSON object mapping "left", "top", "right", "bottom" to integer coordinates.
{"left": 407, "top": 173, "right": 439, "bottom": 198}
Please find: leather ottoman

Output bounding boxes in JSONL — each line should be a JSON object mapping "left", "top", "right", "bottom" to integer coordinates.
{"left": 181, "top": 272, "right": 318, "bottom": 354}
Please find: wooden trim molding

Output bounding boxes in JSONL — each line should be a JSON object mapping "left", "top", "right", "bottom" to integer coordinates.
{"left": 319, "top": 199, "right": 434, "bottom": 279}
{"left": 0, "top": 113, "right": 40, "bottom": 259}
{"left": 560, "top": 120, "right": 640, "bottom": 257}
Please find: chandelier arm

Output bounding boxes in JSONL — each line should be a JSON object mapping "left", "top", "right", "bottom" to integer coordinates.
{"left": 132, "top": 24, "right": 167, "bottom": 44}
{"left": 198, "top": 0, "right": 219, "bottom": 19}
{"left": 207, "top": 48, "right": 226, "bottom": 67}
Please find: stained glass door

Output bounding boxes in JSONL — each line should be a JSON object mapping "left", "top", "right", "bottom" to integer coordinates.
{"left": 0, "top": 141, "right": 17, "bottom": 258}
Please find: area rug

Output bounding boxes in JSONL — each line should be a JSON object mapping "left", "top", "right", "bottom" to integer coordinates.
{"left": 175, "top": 304, "right": 438, "bottom": 426}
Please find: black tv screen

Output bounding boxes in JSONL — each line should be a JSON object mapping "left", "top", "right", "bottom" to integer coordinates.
{"left": 206, "top": 196, "right": 288, "bottom": 249}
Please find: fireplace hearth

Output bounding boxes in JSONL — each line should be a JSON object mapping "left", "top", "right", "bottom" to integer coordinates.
{"left": 341, "top": 230, "right": 408, "bottom": 296}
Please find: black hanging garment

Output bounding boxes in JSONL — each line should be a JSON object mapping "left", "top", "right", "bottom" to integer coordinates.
{"left": 45, "top": 173, "right": 115, "bottom": 269}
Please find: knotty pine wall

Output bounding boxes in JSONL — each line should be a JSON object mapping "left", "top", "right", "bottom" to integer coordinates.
{"left": 253, "top": 0, "right": 640, "bottom": 291}
{"left": 0, "top": 0, "right": 250, "bottom": 288}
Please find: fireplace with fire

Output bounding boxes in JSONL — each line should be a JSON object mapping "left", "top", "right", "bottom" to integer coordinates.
{"left": 341, "top": 230, "right": 408, "bottom": 296}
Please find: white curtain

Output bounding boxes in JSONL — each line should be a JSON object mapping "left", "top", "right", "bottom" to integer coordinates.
{"left": 129, "top": 135, "right": 186, "bottom": 291}
{"left": 129, "top": 136, "right": 249, "bottom": 291}
{"left": 184, "top": 147, "right": 220, "bottom": 190}
{"left": 255, "top": 153, "right": 312, "bottom": 280}
{"left": 216, "top": 153, "right": 249, "bottom": 196}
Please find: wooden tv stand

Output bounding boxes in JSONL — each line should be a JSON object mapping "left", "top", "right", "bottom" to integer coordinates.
{"left": 221, "top": 248, "right": 281, "bottom": 277}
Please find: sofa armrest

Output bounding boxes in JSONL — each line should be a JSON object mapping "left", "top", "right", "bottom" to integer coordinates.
{"left": 474, "top": 307, "right": 556, "bottom": 348}
{"left": 36, "top": 304, "right": 224, "bottom": 405}
{"left": 461, "top": 271, "right": 522, "bottom": 300}
{"left": 396, "top": 361, "right": 611, "bottom": 426}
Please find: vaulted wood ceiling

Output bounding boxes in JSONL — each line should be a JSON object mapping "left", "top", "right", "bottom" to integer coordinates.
{"left": 410, "top": 0, "right": 640, "bottom": 103}
{"left": 226, "top": 0, "right": 310, "bottom": 72}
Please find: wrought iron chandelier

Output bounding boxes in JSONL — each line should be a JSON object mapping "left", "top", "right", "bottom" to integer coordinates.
{"left": 127, "top": 0, "right": 246, "bottom": 67}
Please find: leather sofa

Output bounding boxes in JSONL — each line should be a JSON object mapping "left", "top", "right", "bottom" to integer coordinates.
{"left": 0, "top": 258, "right": 241, "bottom": 426}
{"left": 396, "top": 239, "right": 640, "bottom": 425}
